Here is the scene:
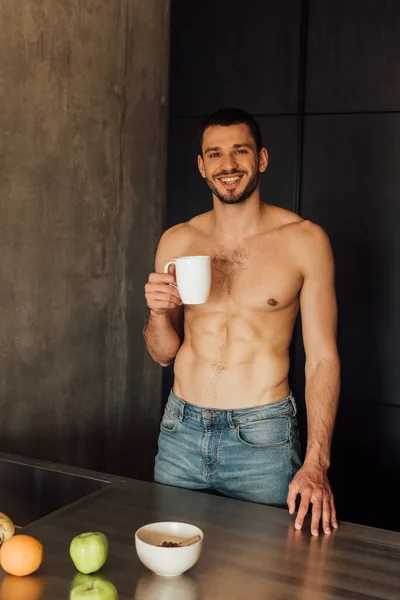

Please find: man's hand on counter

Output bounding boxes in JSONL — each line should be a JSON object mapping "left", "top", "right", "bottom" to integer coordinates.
{"left": 286, "top": 463, "right": 338, "bottom": 536}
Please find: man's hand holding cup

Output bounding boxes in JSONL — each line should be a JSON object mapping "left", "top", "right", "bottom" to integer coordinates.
{"left": 144, "top": 265, "right": 183, "bottom": 315}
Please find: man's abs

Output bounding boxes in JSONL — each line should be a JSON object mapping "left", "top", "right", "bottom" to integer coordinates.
{"left": 172, "top": 306, "right": 298, "bottom": 409}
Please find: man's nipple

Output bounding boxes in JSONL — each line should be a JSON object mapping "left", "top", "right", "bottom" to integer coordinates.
{"left": 267, "top": 298, "right": 278, "bottom": 306}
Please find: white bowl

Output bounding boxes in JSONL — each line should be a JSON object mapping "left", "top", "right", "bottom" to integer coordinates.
{"left": 135, "top": 522, "right": 204, "bottom": 577}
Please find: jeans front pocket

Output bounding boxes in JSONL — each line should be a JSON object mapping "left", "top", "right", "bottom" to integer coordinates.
{"left": 160, "top": 408, "right": 179, "bottom": 434}
{"left": 235, "top": 416, "right": 289, "bottom": 448}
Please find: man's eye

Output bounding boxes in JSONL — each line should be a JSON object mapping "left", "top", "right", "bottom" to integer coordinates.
{"left": 209, "top": 153, "right": 220, "bottom": 158}
{"left": 236, "top": 149, "right": 247, "bottom": 154}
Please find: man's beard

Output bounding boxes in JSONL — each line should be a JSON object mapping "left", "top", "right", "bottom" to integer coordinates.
{"left": 205, "top": 170, "right": 260, "bottom": 205}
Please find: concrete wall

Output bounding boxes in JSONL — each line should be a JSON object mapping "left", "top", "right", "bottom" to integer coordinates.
{"left": 0, "top": 1, "right": 169, "bottom": 479}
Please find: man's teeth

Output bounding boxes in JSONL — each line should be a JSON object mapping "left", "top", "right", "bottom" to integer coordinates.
{"left": 220, "top": 176, "right": 241, "bottom": 183}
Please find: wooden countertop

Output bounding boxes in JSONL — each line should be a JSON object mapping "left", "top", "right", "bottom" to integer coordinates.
{"left": 0, "top": 455, "right": 399, "bottom": 599}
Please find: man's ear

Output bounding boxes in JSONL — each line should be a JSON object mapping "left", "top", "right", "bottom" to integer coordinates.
{"left": 259, "top": 148, "right": 269, "bottom": 173}
{"left": 198, "top": 154, "right": 206, "bottom": 178}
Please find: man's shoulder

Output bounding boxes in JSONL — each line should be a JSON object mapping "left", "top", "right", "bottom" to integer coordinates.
{"left": 160, "top": 212, "right": 211, "bottom": 244}
{"left": 265, "top": 207, "right": 333, "bottom": 267}
{"left": 160, "top": 221, "right": 190, "bottom": 242}
{"left": 268, "top": 204, "right": 301, "bottom": 220}
{"left": 268, "top": 206, "right": 329, "bottom": 243}
{"left": 284, "top": 218, "right": 334, "bottom": 275}
{"left": 294, "top": 219, "right": 331, "bottom": 249}
{"left": 266, "top": 205, "right": 303, "bottom": 231}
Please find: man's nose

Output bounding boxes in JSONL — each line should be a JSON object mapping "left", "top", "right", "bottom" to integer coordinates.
{"left": 220, "top": 152, "right": 239, "bottom": 171}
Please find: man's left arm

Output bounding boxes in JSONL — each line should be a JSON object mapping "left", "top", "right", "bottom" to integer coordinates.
{"left": 287, "top": 222, "right": 341, "bottom": 536}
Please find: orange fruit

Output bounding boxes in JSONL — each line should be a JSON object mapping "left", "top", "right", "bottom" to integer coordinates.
{"left": 0, "top": 574, "right": 44, "bottom": 600}
{"left": 0, "top": 534, "right": 43, "bottom": 577}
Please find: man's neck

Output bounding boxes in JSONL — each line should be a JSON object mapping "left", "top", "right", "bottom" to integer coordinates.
{"left": 211, "top": 193, "right": 267, "bottom": 240}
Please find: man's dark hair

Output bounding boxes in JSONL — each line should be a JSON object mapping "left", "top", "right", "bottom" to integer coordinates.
{"left": 199, "top": 107, "right": 263, "bottom": 155}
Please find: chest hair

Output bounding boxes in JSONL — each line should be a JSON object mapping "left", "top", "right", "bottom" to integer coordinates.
{"left": 212, "top": 247, "right": 250, "bottom": 294}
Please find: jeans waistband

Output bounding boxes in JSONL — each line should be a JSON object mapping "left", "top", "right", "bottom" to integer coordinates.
{"left": 166, "top": 389, "right": 297, "bottom": 425}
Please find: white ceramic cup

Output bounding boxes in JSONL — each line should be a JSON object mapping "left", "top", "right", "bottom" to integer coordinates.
{"left": 164, "top": 255, "right": 211, "bottom": 305}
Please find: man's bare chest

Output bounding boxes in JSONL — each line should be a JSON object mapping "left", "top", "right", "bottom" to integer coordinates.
{"left": 184, "top": 241, "right": 303, "bottom": 312}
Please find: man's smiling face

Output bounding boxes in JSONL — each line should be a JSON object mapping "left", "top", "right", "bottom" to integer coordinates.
{"left": 198, "top": 123, "right": 268, "bottom": 205}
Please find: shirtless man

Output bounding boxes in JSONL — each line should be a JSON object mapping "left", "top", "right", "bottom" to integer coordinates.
{"left": 144, "top": 108, "right": 340, "bottom": 536}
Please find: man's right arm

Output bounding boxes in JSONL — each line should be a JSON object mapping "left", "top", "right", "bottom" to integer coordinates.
{"left": 143, "top": 307, "right": 183, "bottom": 367}
{"left": 143, "top": 227, "right": 185, "bottom": 367}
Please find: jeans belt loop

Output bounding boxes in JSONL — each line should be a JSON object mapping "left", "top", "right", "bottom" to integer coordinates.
{"left": 290, "top": 393, "right": 297, "bottom": 417}
{"left": 178, "top": 399, "right": 185, "bottom": 424}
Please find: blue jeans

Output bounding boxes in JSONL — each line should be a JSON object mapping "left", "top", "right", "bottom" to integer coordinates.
{"left": 154, "top": 390, "right": 302, "bottom": 507}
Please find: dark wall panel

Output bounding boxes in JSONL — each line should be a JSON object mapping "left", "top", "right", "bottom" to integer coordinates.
{"left": 170, "top": 0, "right": 302, "bottom": 117}
{"left": 299, "top": 114, "right": 400, "bottom": 409}
{"left": 306, "top": 0, "right": 400, "bottom": 113}
{"left": 332, "top": 403, "right": 400, "bottom": 531}
{"left": 167, "top": 116, "right": 299, "bottom": 227}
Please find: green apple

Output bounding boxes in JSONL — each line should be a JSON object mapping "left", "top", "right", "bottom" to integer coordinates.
{"left": 69, "top": 532, "right": 108, "bottom": 574}
{"left": 69, "top": 574, "right": 118, "bottom": 600}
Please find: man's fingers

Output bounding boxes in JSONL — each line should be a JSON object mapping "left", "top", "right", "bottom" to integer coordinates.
{"left": 310, "top": 502, "right": 322, "bottom": 536}
{"left": 148, "top": 272, "right": 177, "bottom": 285}
{"left": 330, "top": 497, "right": 338, "bottom": 529}
{"left": 295, "top": 492, "right": 312, "bottom": 531}
{"left": 145, "top": 283, "right": 182, "bottom": 303}
{"left": 286, "top": 486, "right": 298, "bottom": 515}
{"left": 288, "top": 467, "right": 338, "bottom": 535}
{"left": 322, "top": 495, "right": 332, "bottom": 535}
{"left": 150, "top": 298, "right": 180, "bottom": 310}
{"left": 149, "top": 294, "right": 181, "bottom": 307}
{"left": 146, "top": 282, "right": 181, "bottom": 297}
{"left": 310, "top": 486, "right": 324, "bottom": 536}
